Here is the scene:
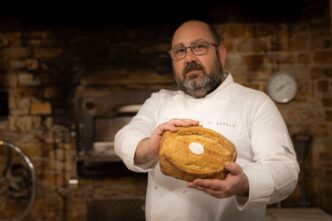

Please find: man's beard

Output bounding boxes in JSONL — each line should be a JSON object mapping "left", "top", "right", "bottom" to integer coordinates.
{"left": 175, "top": 59, "right": 224, "bottom": 98}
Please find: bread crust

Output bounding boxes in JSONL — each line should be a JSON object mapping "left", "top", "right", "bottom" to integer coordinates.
{"left": 159, "top": 126, "right": 237, "bottom": 181}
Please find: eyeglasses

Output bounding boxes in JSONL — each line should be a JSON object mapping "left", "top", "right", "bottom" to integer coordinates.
{"left": 170, "top": 41, "right": 218, "bottom": 60}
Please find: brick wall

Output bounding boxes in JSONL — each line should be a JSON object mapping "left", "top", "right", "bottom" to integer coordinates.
{"left": 0, "top": 0, "right": 331, "bottom": 220}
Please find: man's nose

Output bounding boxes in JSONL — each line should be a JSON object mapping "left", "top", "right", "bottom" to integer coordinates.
{"left": 183, "top": 48, "right": 196, "bottom": 61}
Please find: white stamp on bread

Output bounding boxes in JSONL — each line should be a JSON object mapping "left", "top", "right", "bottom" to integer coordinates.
{"left": 189, "top": 142, "right": 204, "bottom": 155}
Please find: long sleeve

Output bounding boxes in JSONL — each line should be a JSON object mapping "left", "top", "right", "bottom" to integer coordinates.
{"left": 236, "top": 95, "right": 299, "bottom": 210}
{"left": 114, "top": 91, "right": 162, "bottom": 172}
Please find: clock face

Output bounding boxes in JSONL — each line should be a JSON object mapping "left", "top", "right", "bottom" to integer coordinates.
{"left": 267, "top": 73, "right": 298, "bottom": 103}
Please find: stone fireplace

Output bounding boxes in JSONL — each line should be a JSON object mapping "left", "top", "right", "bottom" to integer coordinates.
{"left": 0, "top": 0, "right": 332, "bottom": 220}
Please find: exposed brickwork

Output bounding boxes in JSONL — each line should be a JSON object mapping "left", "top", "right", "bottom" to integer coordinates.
{"left": 0, "top": 0, "right": 331, "bottom": 219}
{"left": 30, "top": 101, "right": 51, "bottom": 115}
{"left": 322, "top": 97, "right": 332, "bottom": 107}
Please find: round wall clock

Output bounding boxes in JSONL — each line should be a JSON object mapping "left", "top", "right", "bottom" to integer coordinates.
{"left": 267, "top": 72, "right": 298, "bottom": 103}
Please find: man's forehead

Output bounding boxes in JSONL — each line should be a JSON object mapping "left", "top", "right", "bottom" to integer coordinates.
{"left": 172, "top": 23, "right": 213, "bottom": 46}
{"left": 172, "top": 39, "right": 207, "bottom": 47}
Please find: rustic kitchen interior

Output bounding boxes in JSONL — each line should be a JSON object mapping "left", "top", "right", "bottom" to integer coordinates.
{"left": 0, "top": 0, "right": 332, "bottom": 220}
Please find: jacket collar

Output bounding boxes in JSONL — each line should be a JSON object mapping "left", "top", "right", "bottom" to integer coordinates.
{"left": 205, "top": 72, "right": 233, "bottom": 98}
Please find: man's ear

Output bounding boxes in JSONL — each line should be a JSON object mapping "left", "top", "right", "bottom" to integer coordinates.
{"left": 218, "top": 45, "right": 226, "bottom": 67}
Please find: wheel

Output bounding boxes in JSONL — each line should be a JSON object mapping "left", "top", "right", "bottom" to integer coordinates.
{"left": 0, "top": 140, "right": 37, "bottom": 221}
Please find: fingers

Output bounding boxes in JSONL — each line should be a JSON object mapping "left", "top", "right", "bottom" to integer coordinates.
{"left": 187, "top": 179, "right": 228, "bottom": 198}
{"left": 192, "top": 179, "right": 225, "bottom": 191}
{"left": 169, "top": 118, "right": 200, "bottom": 127}
{"left": 186, "top": 164, "right": 247, "bottom": 198}
{"left": 151, "top": 118, "right": 200, "bottom": 146}
{"left": 204, "top": 189, "right": 228, "bottom": 198}
{"left": 155, "top": 119, "right": 199, "bottom": 136}
{"left": 225, "top": 162, "right": 243, "bottom": 175}
{"left": 154, "top": 123, "right": 177, "bottom": 136}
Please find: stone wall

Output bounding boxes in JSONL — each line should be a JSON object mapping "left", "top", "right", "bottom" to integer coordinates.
{"left": 0, "top": 0, "right": 331, "bottom": 220}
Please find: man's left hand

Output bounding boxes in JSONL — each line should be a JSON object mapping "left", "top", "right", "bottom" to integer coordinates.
{"left": 187, "top": 162, "right": 249, "bottom": 198}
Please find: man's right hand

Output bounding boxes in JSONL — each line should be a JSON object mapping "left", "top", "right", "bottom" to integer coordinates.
{"left": 134, "top": 119, "right": 199, "bottom": 164}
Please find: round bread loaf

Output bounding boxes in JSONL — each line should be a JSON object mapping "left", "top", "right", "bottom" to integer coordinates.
{"left": 159, "top": 126, "right": 237, "bottom": 182}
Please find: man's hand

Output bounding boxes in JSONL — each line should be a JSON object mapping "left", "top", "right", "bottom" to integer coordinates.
{"left": 187, "top": 162, "right": 249, "bottom": 198}
{"left": 134, "top": 119, "right": 199, "bottom": 164}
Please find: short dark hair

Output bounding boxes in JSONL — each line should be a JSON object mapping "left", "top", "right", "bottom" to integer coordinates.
{"left": 207, "top": 24, "right": 222, "bottom": 45}
{"left": 174, "top": 20, "right": 222, "bottom": 46}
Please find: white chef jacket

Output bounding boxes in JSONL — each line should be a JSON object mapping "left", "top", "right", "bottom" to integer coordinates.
{"left": 114, "top": 74, "right": 299, "bottom": 221}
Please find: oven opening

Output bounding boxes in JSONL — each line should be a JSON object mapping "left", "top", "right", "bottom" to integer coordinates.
{"left": 75, "top": 89, "right": 155, "bottom": 178}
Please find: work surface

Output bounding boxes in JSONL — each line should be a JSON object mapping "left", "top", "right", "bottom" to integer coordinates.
{"left": 266, "top": 208, "right": 332, "bottom": 221}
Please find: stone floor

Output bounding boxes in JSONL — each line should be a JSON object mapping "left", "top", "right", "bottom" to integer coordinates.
{"left": 266, "top": 208, "right": 332, "bottom": 221}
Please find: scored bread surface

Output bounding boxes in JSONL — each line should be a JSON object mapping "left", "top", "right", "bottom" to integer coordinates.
{"left": 159, "top": 126, "right": 237, "bottom": 182}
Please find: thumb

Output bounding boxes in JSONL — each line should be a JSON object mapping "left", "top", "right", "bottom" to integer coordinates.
{"left": 225, "top": 162, "right": 242, "bottom": 175}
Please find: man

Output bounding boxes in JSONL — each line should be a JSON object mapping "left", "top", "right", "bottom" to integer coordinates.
{"left": 115, "top": 20, "right": 299, "bottom": 221}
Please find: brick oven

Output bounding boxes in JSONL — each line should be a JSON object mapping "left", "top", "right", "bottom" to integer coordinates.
{"left": 0, "top": 0, "right": 332, "bottom": 220}
{"left": 74, "top": 78, "right": 158, "bottom": 178}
